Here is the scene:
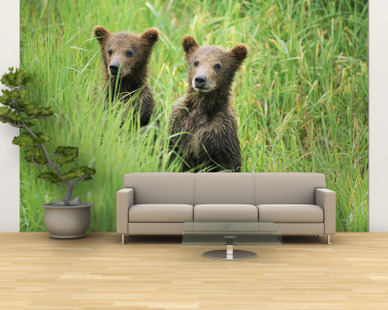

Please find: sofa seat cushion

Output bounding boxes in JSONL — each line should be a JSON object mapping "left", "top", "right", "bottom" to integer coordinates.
{"left": 257, "top": 204, "right": 323, "bottom": 223}
{"left": 194, "top": 204, "right": 258, "bottom": 221}
{"left": 129, "top": 204, "right": 193, "bottom": 223}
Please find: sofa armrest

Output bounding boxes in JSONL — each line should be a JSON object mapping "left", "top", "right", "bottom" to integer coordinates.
{"left": 116, "top": 188, "right": 134, "bottom": 234}
{"left": 315, "top": 188, "right": 336, "bottom": 234}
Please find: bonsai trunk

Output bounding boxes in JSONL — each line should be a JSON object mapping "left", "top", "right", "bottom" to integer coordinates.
{"left": 64, "top": 183, "right": 76, "bottom": 205}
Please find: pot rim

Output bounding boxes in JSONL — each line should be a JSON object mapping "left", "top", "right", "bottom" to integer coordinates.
{"left": 42, "top": 203, "right": 93, "bottom": 209}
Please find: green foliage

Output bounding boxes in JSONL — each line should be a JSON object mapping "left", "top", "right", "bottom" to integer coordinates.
{"left": 23, "top": 105, "right": 54, "bottom": 118}
{"left": 12, "top": 133, "right": 39, "bottom": 147}
{"left": 24, "top": 148, "right": 47, "bottom": 165}
{"left": 0, "top": 67, "right": 32, "bottom": 88}
{"left": 62, "top": 166, "right": 96, "bottom": 181}
{"left": 0, "top": 67, "right": 54, "bottom": 124}
{"left": 12, "top": 132, "right": 50, "bottom": 147}
{"left": 52, "top": 146, "right": 79, "bottom": 166}
{"left": 37, "top": 172, "right": 63, "bottom": 185}
{"left": 0, "top": 89, "right": 27, "bottom": 106}
{"left": 0, "top": 107, "right": 22, "bottom": 124}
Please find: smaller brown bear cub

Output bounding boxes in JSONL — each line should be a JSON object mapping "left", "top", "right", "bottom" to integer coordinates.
{"left": 94, "top": 26, "right": 159, "bottom": 127}
{"left": 170, "top": 36, "right": 248, "bottom": 172}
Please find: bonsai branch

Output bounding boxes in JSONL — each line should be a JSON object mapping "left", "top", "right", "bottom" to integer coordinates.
{"left": 21, "top": 123, "right": 68, "bottom": 184}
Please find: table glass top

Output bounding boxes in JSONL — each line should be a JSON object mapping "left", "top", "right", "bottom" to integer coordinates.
{"left": 182, "top": 221, "right": 282, "bottom": 245}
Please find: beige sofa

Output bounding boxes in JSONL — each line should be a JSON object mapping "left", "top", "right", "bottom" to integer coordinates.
{"left": 116, "top": 172, "right": 336, "bottom": 244}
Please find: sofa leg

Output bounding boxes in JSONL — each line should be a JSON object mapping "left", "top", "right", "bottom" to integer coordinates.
{"left": 120, "top": 234, "right": 126, "bottom": 244}
{"left": 327, "top": 234, "right": 332, "bottom": 245}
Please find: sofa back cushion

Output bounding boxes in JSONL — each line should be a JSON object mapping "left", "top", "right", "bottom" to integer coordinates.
{"left": 194, "top": 173, "right": 255, "bottom": 204}
{"left": 254, "top": 173, "right": 326, "bottom": 204}
{"left": 123, "top": 173, "right": 194, "bottom": 204}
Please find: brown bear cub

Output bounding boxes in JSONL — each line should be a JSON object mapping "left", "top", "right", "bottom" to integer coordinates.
{"left": 94, "top": 26, "right": 159, "bottom": 127}
{"left": 169, "top": 36, "right": 248, "bottom": 172}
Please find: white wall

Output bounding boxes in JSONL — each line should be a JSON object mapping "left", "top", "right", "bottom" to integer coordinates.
{"left": 369, "top": 0, "right": 388, "bottom": 231}
{"left": 0, "top": 0, "right": 20, "bottom": 231}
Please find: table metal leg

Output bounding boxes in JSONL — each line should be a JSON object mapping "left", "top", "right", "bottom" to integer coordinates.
{"left": 202, "top": 235, "right": 257, "bottom": 260}
{"left": 226, "top": 244, "right": 234, "bottom": 260}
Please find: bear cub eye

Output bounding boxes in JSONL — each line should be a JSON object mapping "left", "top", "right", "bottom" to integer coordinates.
{"left": 194, "top": 61, "right": 199, "bottom": 67}
{"left": 126, "top": 50, "right": 133, "bottom": 57}
{"left": 108, "top": 49, "right": 113, "bottom": 56}
{"left": 214, "top": 63, "right": 221, "bottom": 71}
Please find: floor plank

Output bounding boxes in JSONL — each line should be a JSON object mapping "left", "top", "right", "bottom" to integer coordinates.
{"left": 0, "top": 232, "right": 388, "bottom": 309}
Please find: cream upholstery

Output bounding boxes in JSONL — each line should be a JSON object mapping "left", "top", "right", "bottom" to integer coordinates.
{"left": 254, "top": 173, "right": 325, "bottom": 204}
{"left": 194, "top": 204, "right": 258, "bottom": 221}
{"left": 124, "top": 172, "right": 194, "bottom": 204}
{"left": 116, "top": 172, "right": 336, "bottom": 238}
{"left": 257, "top": 204, "right": 323, "bottom": 223}
{"left": 195, "top": 173, "right": 255, "bottom": 204}
{"left": 129, "top": 204, "right": 193, "bottom": 223}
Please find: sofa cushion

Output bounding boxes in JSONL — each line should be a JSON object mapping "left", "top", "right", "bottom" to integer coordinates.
{"left": 194, "top": 204, "right": 258, "bottom": 221}
{"left": 257, "top": 204, "right": 323, "bottom": 223}
{"left": 194, "top": 173, "right": 255, "bottom": 204}
{"left": 254, "top": 173, "right": 326, "bottom": 204}
{"left": 124, "top": 173, "right": 194, "bottom": 204}
{"left": 129, "top": 204, "right": 193, "bottom": 223}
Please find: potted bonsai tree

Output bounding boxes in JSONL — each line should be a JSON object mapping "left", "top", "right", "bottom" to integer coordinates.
{"left": 0, "top": 67, "right": 96, "bottom": 239}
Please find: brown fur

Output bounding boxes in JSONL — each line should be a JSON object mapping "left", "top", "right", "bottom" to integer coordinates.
{"left": 94, "top": 26, "right": 159, "bottom": 127}
{"left": 169, "top": 36, "right": 248, "bottom": 172}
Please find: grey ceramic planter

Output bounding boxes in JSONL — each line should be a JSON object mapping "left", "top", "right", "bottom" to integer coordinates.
{"left": 42, "top": 203, "right": 93, "bottom": 239}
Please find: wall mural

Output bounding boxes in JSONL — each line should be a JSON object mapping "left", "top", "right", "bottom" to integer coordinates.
{"left": 19, "top": 0, "right": 368, "bottom": 232}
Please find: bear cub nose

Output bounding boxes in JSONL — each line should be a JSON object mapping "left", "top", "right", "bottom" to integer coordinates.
{"left": 195, "top": 75, "right": 207, "bottom": 88}
{"left": 109, "top": 64, "right": 120, "bottom": 76}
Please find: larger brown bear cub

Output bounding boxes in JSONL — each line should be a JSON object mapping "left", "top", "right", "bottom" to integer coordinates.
{"left": 170, "top": 36, "right": 248, "bottom": 172}
{"left": 94, "top": 26, "right": 158, "bottom": 127}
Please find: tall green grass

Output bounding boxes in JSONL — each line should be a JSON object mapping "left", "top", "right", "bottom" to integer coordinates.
{"left": 20, "top": 0, "right": 368, "bottom": 232}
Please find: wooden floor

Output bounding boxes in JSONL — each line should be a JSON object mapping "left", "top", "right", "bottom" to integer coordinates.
{"left": 1, "top": 233, "right": 388, "bottom": 310}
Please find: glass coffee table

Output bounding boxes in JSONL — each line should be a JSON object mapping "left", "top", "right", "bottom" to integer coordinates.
{"left": 182, "top": 221, "right": 282, "bottom": 260}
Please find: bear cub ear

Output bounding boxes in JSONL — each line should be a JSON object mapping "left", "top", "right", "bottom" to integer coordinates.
{"left": 140, "top": 28, "right": 159, "bottom": 46}
{"left": 94, "top": 26, "right": 111, "bottom": 45}
{"left": 182, "top": 35, "right": 200, "bottom": 54}
{"left": 229, "top": 44, "right": 248, "bottom": 65}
